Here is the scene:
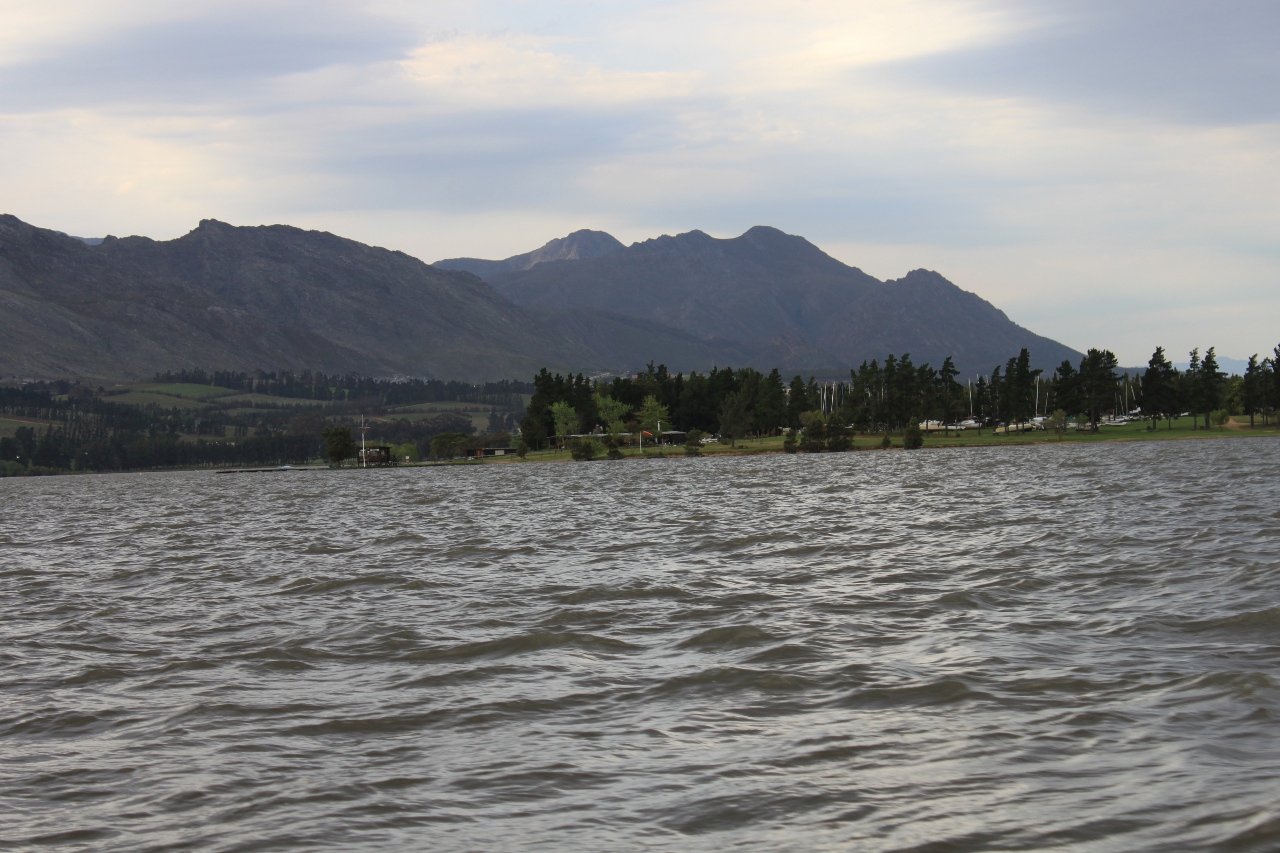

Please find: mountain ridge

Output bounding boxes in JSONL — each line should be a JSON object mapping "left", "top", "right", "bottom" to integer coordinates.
{"left": 434, "top": 229, "right": 624, "bottom": 279}
{"left": 1, "top": 215, "right": 1083, "bottom": 382}
{"left": 0, "top": 215, "right": 599, "bottom": 381}
{"left": 484, "top": 225, "right": 1082, "bottom": 376}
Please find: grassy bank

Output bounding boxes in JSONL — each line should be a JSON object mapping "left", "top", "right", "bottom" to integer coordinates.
{"left": 480, "top": 415, "right": 1280, "bottom": 465}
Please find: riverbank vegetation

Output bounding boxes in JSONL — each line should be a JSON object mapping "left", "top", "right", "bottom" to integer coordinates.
{"left": 3, "top": 344, "right": 1277, "bottom": 475}
{"left": 518, "top": 344, "right": 1280, "bottom": 459}
{"left": 0, "top": 372, "right": 527, "bottom": 475}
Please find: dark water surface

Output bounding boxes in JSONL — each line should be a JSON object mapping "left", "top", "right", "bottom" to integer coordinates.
{"left": 4, "top": 439, "right": 1280, "bottom": 852}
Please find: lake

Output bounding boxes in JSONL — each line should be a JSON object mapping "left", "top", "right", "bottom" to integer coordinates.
{"left": 3, "top": 438, "right": 1279, "bottom": 851}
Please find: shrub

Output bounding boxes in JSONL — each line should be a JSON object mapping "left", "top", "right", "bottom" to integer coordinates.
{"left": 684, "top": 430, "right": 704, "bottom": 456}
{"left": 904, "top": 424, "right": 924, "bottom": 450}
{"left": 569, "top": 438, "right": 603, "bottom": 461}
{"left": 826, "top": 421, "right": 852, "bottom": 452}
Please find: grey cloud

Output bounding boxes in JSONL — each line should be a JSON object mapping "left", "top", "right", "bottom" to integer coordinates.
{"left": 295, "top": 104, "right": 708, "bottom": 211}
{"left": 0, "top": 4, "right": 416, "bottom": 110}
{"left": 871, "top": 0, "right": 1280, "bottom": 125}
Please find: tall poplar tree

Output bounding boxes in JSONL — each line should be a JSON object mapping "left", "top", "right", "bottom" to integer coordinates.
{"left": 1142, "top": 347, "right": 1176, "bottom": 429}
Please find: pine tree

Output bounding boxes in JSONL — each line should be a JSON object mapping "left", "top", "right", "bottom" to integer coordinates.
{"left": 1053, "top": 360, "right": 1080, "bottom": 427}
{"left": 1198, "top": 347, "right": 1224, "bottom": 430}
{"left": 786, "top": 375, "right": 810, "bottom": 430}
{"left": 1242, "top": 355, "right": 1263, "bottom": 428}
{"left": 1078, "top": 349, "right": 1119, "bottom": 430}
{"left": 1142, "top": 347, "right": 1176, "bottom": 430}
{"left": 718, "top": 392, "right": 752, "bottom": 447}
{"left": 937, "top": 357, "right": 961, "bottom": 435}
{"left": 755, "top": 368, "right": 787, "bottom": 435}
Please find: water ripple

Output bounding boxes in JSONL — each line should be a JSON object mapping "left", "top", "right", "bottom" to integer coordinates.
{"left": 2, "top": 439, "right": 1279, "bottom": 851}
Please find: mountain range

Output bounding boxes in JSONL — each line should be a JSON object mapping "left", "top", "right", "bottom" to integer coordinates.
{"left": 0, "top": 214, "right": 1082, "bottom": 382}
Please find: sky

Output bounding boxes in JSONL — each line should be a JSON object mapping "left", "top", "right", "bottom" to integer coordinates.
{"left": 1, "top": 0, "right": 1277, "bottom": 367}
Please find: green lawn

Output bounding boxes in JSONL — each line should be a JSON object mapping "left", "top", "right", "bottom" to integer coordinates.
{"left": 483, "top": 416, "right": 1280, "bottom": 464}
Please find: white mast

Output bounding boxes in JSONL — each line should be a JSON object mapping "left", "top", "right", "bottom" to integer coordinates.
{"left": 359, "top": 415, "right": 368, "bottom": 467}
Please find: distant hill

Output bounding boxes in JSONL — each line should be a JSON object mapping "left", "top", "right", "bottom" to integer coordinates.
{"left": 2, "top": 214, "right": 1083, "bottom": 382}
{"left": 484, "top": 226, "right": 1082, "bottom": 376}
{"left": 0, "top": 215, "right": 598, "bottom": 381}
{"left": 434, "top": 229, "right": 624, "bottom": 279}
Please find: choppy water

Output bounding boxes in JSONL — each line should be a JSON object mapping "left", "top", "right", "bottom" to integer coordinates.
{"left": 3, "top": 439, "right": 1280, "bottom": 852}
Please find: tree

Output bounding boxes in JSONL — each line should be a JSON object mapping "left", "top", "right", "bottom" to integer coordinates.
{"left": 903, "top": 423, "right": 924, "bottom": 449}
{"left": 637, "top": 395, "right": 669, "bottom": 438}
{"left": 786, "top": 375, "right": 810, "bottom": 430}
{"left": 429, "top": 432, "right": 468, "bottom": 459}
{"left": 1197, "top": 347, "right": 1225, "bottom": 430}
{"left": 595, "top": 394, "right": 630, "bottom": 434}
{"left": 1045, "top": 409, "right": 1068, "bottom": 440}
{"left": 515, "top": 438, "right": 529, "bottom": 460}
{"left": 322, "top": 425, "right": 355, "bottom": 466}
{"left": 718, "top": 392, "right": 752, "bottom": 447}
{"left": 569, "top": 437, "right": 602, "bottom": 460}
{"left": 972, "top": 375, "right": 989, "bottom": 434}
{"left": 1053, "top": 360, "right": 1080, "bottom": 426}
{"left": 937, "top": 356, "right": 962, "bottom": 435}
{"left": 755, "top": 369, "right": 787, "bottom": 435}
{"left": 1242, "top": 354, "right": 1263, "bottom": 428}
{"left": 798, "top": 410, "right": 826, "bottom": 453}
{"left": 1273, "top": 345, "right": 1280, "bottom": 420}
{"left": 550, "top": 401, "right": 577, "bottom": 449}
{"left": 684, "top": 429, "right": 704, "bottom": 456}
{"left": 826, "top": 417, "right": 853, "bottom": 452}
{"left": 1078, "top": 349, "right": 1119, "bottom": 430}
{"left": 1142, "top": 347, "right": 1177, "bottom": 430}
{"left": 1212, "top": 409, "right": 1230, "bottom": 430}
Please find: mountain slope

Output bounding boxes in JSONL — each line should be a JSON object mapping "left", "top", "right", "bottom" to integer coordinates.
{"left": 0, "top": 215, "right": 598, "bottom": 381}
{"left": 486, "top": 226, "right": 1081, "bottom": 375}
{"left": 434, "top": 229, "right": 624, "bottom": 279}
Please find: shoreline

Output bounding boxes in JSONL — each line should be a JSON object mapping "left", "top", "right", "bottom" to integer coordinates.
{"left": 3, "top": 420, "right": 1276, "bottom": 478}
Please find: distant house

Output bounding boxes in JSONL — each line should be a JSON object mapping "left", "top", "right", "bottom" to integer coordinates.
{"left": 358, "top": 445, "right": 394, "bottom": 466}
{"left": 465, "top": 447, "right": 517, "bottom": 459}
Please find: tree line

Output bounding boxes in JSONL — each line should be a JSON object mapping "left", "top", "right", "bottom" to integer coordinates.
{"left": 520, "top": 344, "right": 1280, "bottom": 448}
{"left": 0, "top": 378, "right": 490, "bottom": 475}
{"left": 151, "top": 368, "right": 531, "bottom": 407}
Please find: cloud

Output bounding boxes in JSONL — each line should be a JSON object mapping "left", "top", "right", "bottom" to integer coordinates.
{"left": 0, "top": 0, "right": 1276, "bottom": 365}
{"left": 876, "top": 0, "right": 1280, "bottom": 126}
{"left": 0, "top": 1, "right": 415, "bottom": 110}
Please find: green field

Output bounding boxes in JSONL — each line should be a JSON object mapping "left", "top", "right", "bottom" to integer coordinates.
{"left": 0, "top": 417, "right": 50, "bottom": 438}
{"left": 103, "top": 391, "right": 215, "bottom": 409}
{"left": 479, "top": 416, "right": 1280, "bottom": 464}
{"left": 135, "top": 383, "right": 237, "bottom": 399}
{"left": 216, "top": 393, "right": 325, "bottom": 407}
{"left": 386, "top": 410, "right": 494, "bottom": 431}
{"left": 387, "top": 401, "right": 503, "bottom": 413}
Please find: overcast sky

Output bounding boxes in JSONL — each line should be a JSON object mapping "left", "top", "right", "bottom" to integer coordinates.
{"left": 2, "top": 0, "right": 1277, "bottom": 366}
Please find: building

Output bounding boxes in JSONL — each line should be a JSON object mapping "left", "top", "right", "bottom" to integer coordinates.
{"left": 357, "top": 445, "right": 394, "bottom": 466}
